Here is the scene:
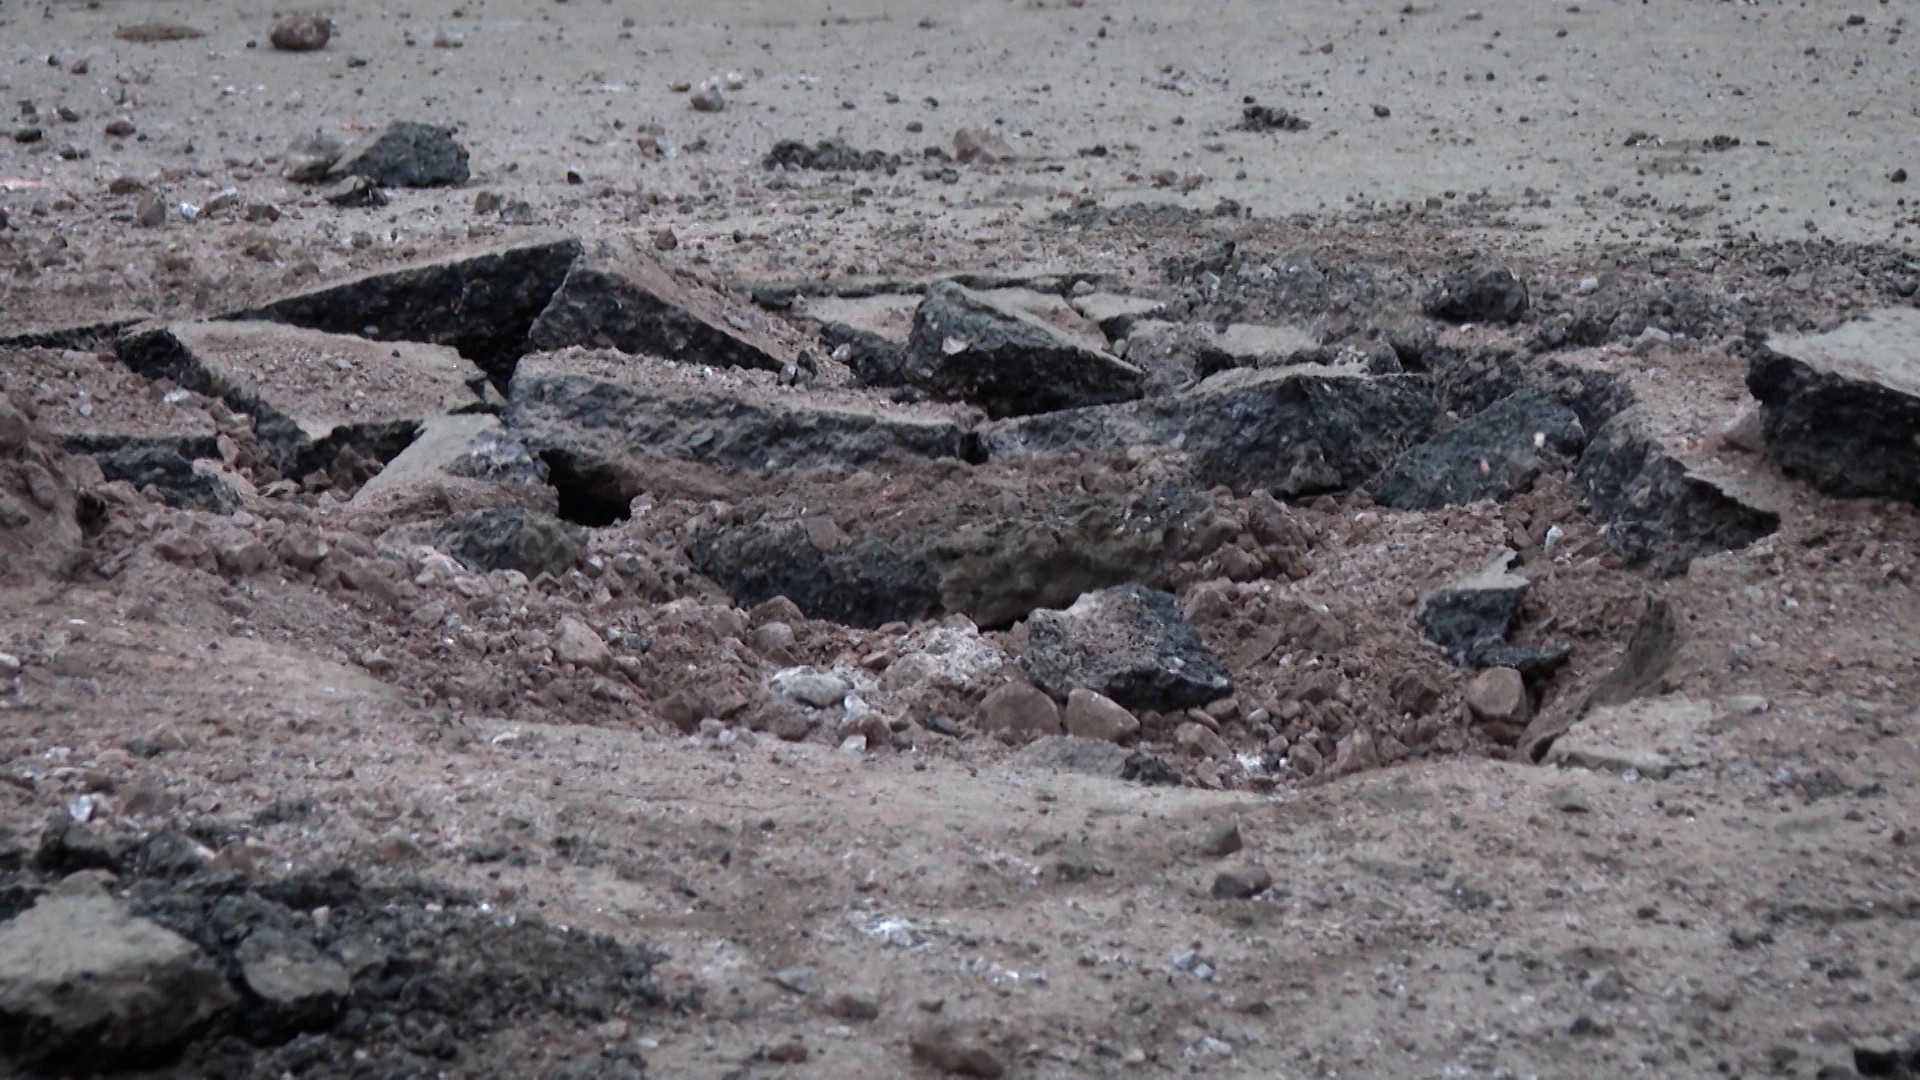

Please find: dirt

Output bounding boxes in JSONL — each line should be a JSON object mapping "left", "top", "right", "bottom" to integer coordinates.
{"left": 3, "top": 1, "right": 1920, "bottom": 1078}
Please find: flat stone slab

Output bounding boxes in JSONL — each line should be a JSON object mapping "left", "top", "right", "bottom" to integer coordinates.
{"left": 1, "top": 345, "right": 218, "bottom": 458}
{"left": 1750, "top": 308, "right": 1920, "bottom": 504}
{"left": 351, "top": 413, "right": 502, "bottom": 504}
{"left": 904, "top": 281, "right": 1144, "bottom": 418}
{"left": 526, "top": 253, "right": 796, "bottom": 373}
{"left": 222, "top": 231, "right": 582, "bottom": 385}
{"left": 1576, "top": 408, "right": 1779, "bottom": 574}
{"left": 1545, "top": 697, "right": 1715, "bottom": 779}
{"left": 981, "top": 366, "right": 1438, "bottom": 496}
{"left": 0, "top": 893, "right": 237, "bottom": 1067}
{"left": 119, "top": 321, "right": 492, "bottom": 476}
{"left": 973, "top": 287, "right": 1108, "bottom": 352}
{"left": 1069, "top": 293, "right": 1167, "bottom": 340}
{"left": 506, "top": 350, "right": 972, "bottom": 479}
{"left": 1209, "top": 322, "right": 1319, "bottom": 365}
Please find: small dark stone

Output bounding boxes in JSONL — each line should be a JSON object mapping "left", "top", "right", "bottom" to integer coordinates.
{"left": 1121, "top": 750, "right": 1181, "bottom": 786}
{"left": 1423, "top": 265, "right": 1530, "bottom": 325}
{"left": 1209, "top": 866, "right": 1273, "bottom": 900}
{"left": 424, "top": 507, "right": 584, "bottom": 579}
{"left": 1024, "top": 583, "right": 1231, "bottom": 712}
{"left": 327, "top": 120, "right": 470, "bottom": 188}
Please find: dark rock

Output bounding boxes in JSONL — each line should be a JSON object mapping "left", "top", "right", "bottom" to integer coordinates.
{"left": 763, "top": 139, "right": 901, "bottom": 172}
{"left": 222, "top": 232, "right": 581, "bottom": 386}
{"left": 1423, "top": 265, "right": 1530, "bottom": 325}
{"left": 904, "top": 282, "right": 1143, "bottom": 418}
{"left": 1370, "top": 390, "right": 1587, "bottom": 509}
{"left": 526, "top": 254, "right": 794, "bottom": 373}
{"left": 982, "top": 366, "right": 1438, "bottom": 496}
{"left": 505, "top": 355, "right": 967, "bottom": 492}
{"left": 1024, "top": 583, "right": 1231, "bottom": 711}
{"left": 0, "top": 893, "right": 237, "bottom": 1068}
{"left": 1209, "top": 866, "right": 1274, "bottom": 899}
{"left": 1576, "top": 410, "right": 1779, "bottom": 574}
{"left": 690, "top": 485, "right": 1231, "bottom": 629}
{"left": 326, "top": 121, "right": 469, "bottom": 188}
{"left": 1749, "top": 309, "right": 1920, "bottom": 504}
{"left": 1238, "top": 105, "right": 1309, "bottom": 132}
{"left": 117, "top": 321, "right": 490, "bottom": 476}
{"left": 0, "top": 314, "right": 150, "bottom": 352}
{"left": 1417, "top": 550, "right": 1529, "bottom": 666}
{"left": 1122, "top": 750, "right": 1182, "bottom": 786}
{"left": 90, "top": 446, "right": 242, "bottom": 512}
{"left": 423, "top": 507, "right": 584, "bottom": 578}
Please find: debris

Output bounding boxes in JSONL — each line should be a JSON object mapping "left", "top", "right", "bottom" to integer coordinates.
{"left": 1238, "top": 105, "right": 1309, "bottom": 132}
{"left": 1749, "top": 309, "right": 1920, "bottom": 504}
{"left": 1024, "top": 583, "right": 1232, "bottom": 712}
{"left": 1209, "top": 866, "right": 1273, "bottom": 899}
{"left": 326, "top": 121, "right": 471, "bottom": 188}
{"left": 903, "top": 282, "right": 1143, "bottom": 418}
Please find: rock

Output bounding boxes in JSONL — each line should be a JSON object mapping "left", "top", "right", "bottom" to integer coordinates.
{"left": 525, "top": 253, "right": 795, "bottom": 373}
{"left": 1122, "top": 750, "right": 1182, "bottom": 785}
{"left": 1853, "top": 1037, "right": 1909, "bottom": 1077}
{"left": 828, "top": 992, "right": 880, "bottom": 1021}
{"left": 1576, "top": 409, "right": 1779, "bottom": 574}
{"left": 1717, "top": 403, "right": 1765, "bottom": 454}
{"left": 282, "top": 131, "right": 344, "bottom": 181}
{"left": 775, "top": 670, "right": 850, "bottom": 709}
{"left": 1418, "top": 550, "right": 1528, "bottom": 662}
{"left": 688, "top": 81, "right": 724, "bottom": 112}
{"left": 1423, "top": 265, "right": 1529, "bottom": 325}
{"left": 236, "top": 931, "right": 349, "bottom": 1038}
{"left": 1370, "top": 390, "right": 1587, "bottom": 509}
{"left": 1024, "top": 583, "right": 1231, "bottom": 712}
{"left": 770, "top": 966, "right": 820, "bottom": 997}
{"left": 1010, "top": 735, "right": 1132, "bottom": 778}
{"left": 690, "top": 483, "right": 1229, "bottom": 630}
{"left": 1465, "top": 667, "right": 1531, "bottom": 742}
{"left": 1209, "top": 866, "right": 1273, "bottom": 900}
{"left": 1389, "top": 672, "right": 1442, "bottom": 716}
{"left": 0, "top": 894, "right": 236, "bottom": 1067}
{"left": 90, "top": 446, "right": 242, "bottom": 512}
{"left": 1725, "top": 694, "right": 1770, "bottom": 717}
{"left": 503, "top": 353, "right": 966, "bottom": 489}
{"left": 268, "top": 12, "right": 330, "bottom": 51}
{"left": 552, "top": 617, "right": 611, "bottom": 671}
{"left": 974, "top": 682, "right": 1064, "bottom": 741}
{"left": 1175, "top": 721, "right": 1231, "bottom": 760}
{"left": 134, "top": 192, "right": 166, "bottom": 227}
{"left": 1749, "top": 309, "right": 1920, "bottom": 504}
{"left": 223, "top": 232, "right": 581, "bottom": 386}
{"left": 117, "top": 321, "right": 491, "bottom": 477}
{"left": 1069, "top": 293, "right": 1166, "bottom": 340}
{"left": 1198, "top": 822, "right": 1243, "bottom": 857}
{"left": 350, "top": 414, "right": 503, "bottom": 504}
{"left": 1062, "top": 688, "right": 1139, "bottom": 743}
{"left": 903, "top": 282, "right": 1143, "bottom": 418}
{"left": 1332, "top": 729, "right": 1380, "bottom": 774}
{"left": 910, "top": 1025, "right": 1006, "bottom": 1078}
{"left": 763, "top": 139, "right": 900, "bottom": 172}
{"left": 952, "top": 127, "right": 1013, "bottom": 165}
{"left": 1289, "top": 739, "right": 1324, "bottom": 775}
{"left": 421, "top": 507, "right": 584, "bottom": 578}
{"left": 982, "top": 366, "right": 1438, "bottom": 496}
{"left": 320, "top": 175, "right": 388, "bottom": 208}
{"left": 326, "top": 121, "right": 470, "bottom": 188}
{"left": 1544, "top": 697, "right": 1714, "bottom": 779}
{"left": 801, "top": 294, "right": 920, "bottom": 388}
{"left": 1238, "top": 105, "right": 1310, "bottom": 132}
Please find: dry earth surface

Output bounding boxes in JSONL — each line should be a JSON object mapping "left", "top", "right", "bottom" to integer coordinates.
{"left": 2, "top": 1, "right": 1919, "bottom": 1079}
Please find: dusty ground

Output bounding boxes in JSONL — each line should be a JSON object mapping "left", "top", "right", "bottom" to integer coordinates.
{"left": 2, "top": 1, "right": 1919, "bottom": 1078}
